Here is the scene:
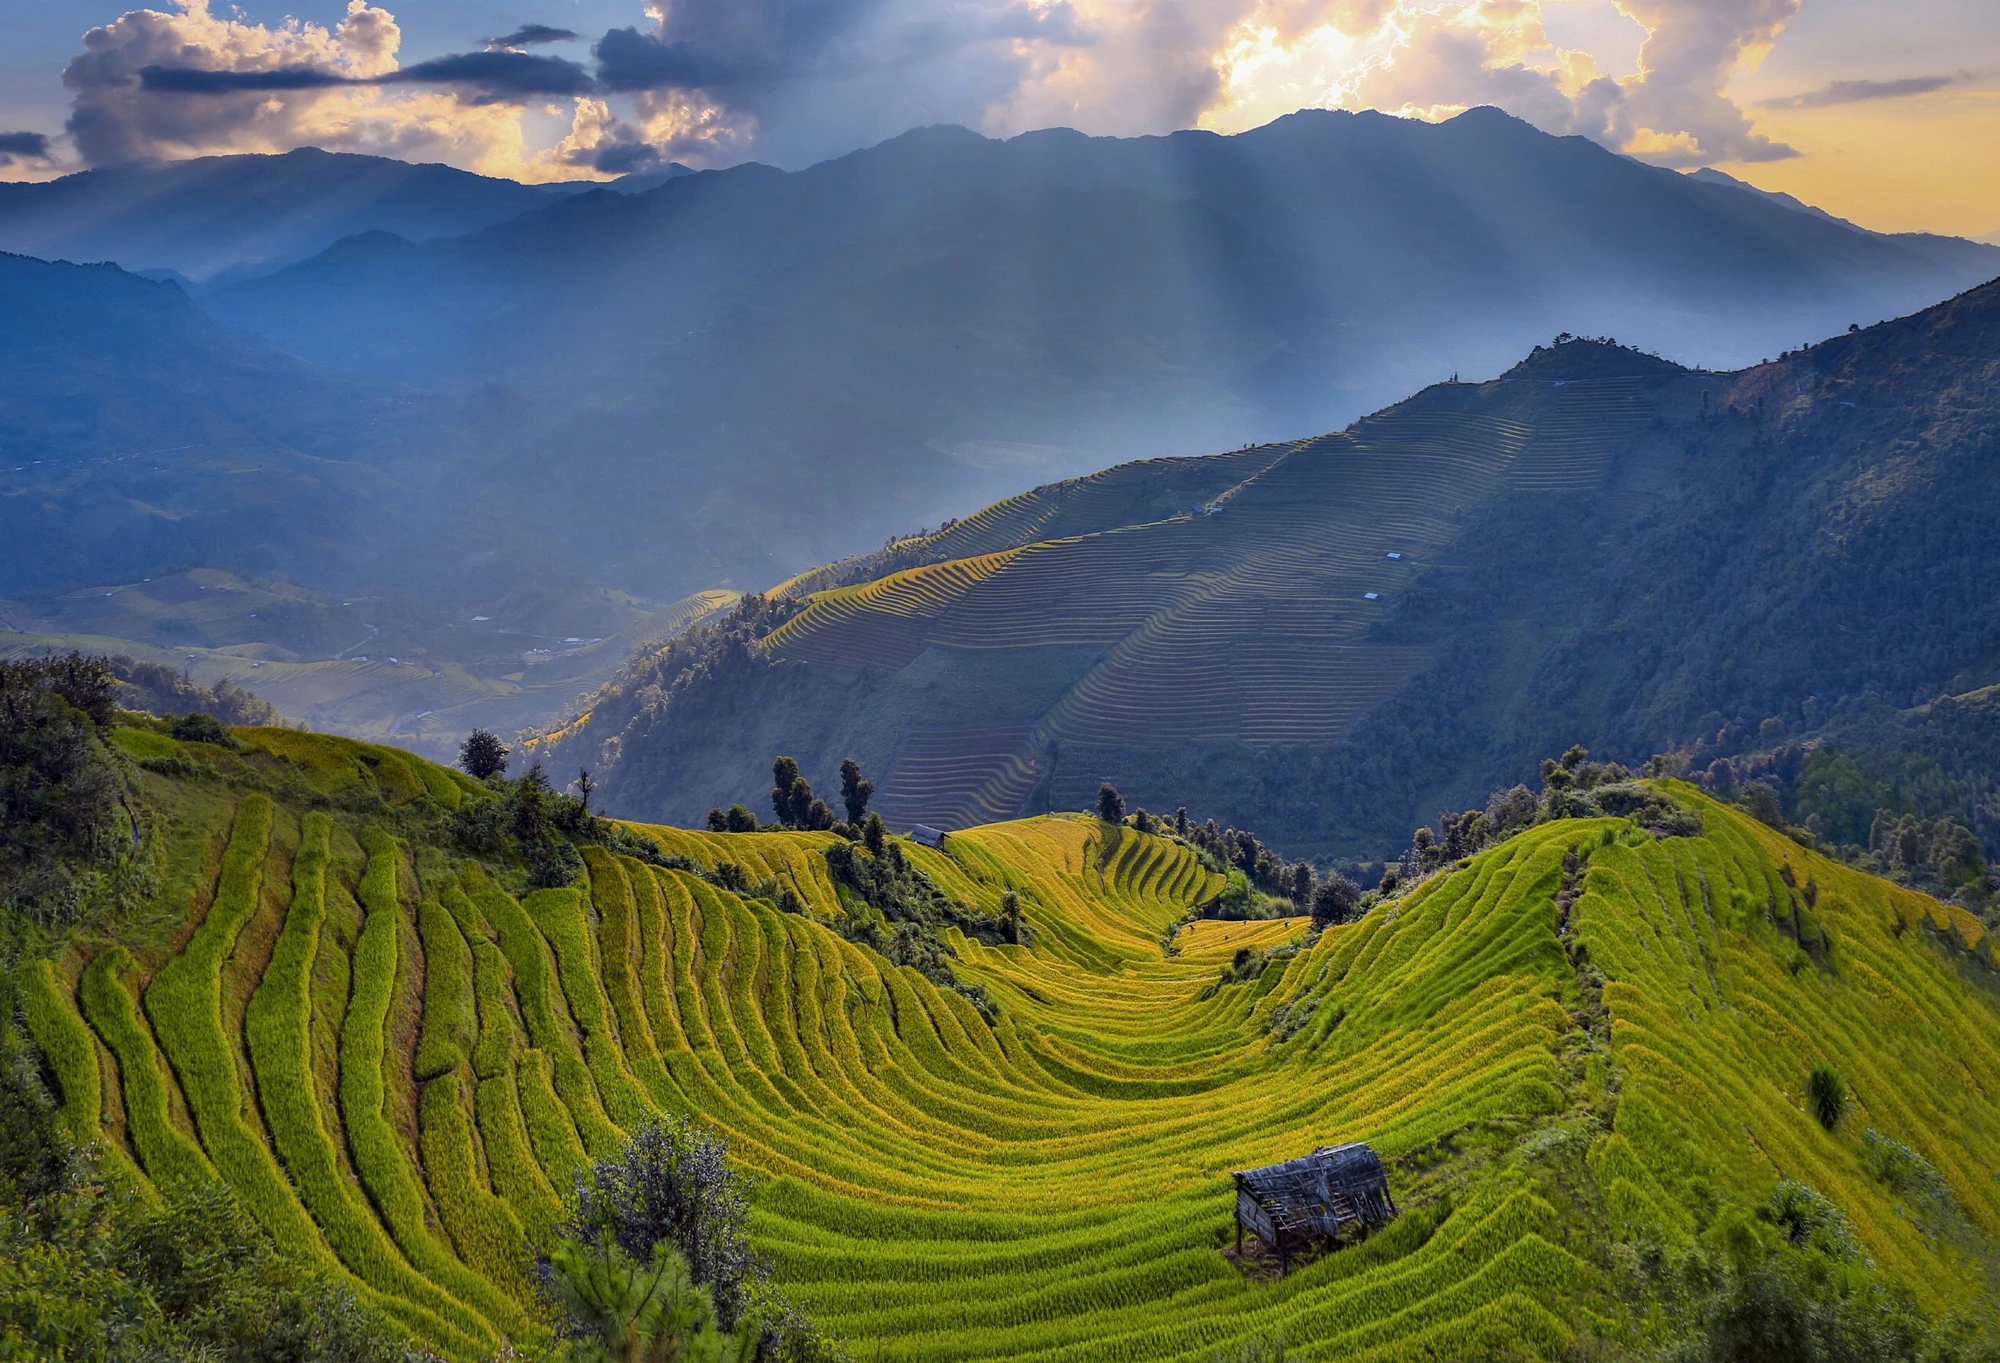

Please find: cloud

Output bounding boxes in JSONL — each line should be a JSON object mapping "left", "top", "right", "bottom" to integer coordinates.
{"left": 139, "top": 48, "right": 595, "bottom": 101}
{"left": 52, "top": 0, "right": 1821, "bottom": 182}
{"left": 485, "top": 24, "right": 582, "bottom": 49}
{"left": 563, "top": 0, "right": 1809, "bottom": 170}
{"left": 1762, "top": 73, "right": 1966, "bottom": 110}
{"left": 581, "top": 0, "right": 1093, "bottom": 164}
{"left": 61, "top": 1, "right": 561, "bottom": 175}
{"left": 0, "top": 131, "right": 56, "bottom": 166}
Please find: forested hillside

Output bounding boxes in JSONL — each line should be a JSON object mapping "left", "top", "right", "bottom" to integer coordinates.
{"left": 6, "top": 695, "right": 1998, "bottom": 1359}
{"left": 545, "top": 280, "right": 2000, "bottom": 861}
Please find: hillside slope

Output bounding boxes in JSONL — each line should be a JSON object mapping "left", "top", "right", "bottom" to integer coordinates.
{"left": 21, "top": 725, "right": 2000, "bottom": 1358}
{"left": 549, "top": 280, "right": 2000, "bottom": 857}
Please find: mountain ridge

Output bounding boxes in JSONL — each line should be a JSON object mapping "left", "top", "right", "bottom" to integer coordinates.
{"left": 539, "top": 278, "right": 2000, "bottom": 859}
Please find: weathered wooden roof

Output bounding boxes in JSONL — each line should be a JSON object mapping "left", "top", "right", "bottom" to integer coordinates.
{"left": 1232, "top": 1142, "right": 1395, "bottom": 1238}
{"left": 910, "top": 824, "right": 949, "bottom": 848}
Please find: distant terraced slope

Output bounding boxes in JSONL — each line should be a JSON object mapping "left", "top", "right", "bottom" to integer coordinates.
{"left": 755, "top": 362, "right": 1678, "bottom": 830}
{"left": 26, "top": 728, "right": 2000, "bottom": 1359}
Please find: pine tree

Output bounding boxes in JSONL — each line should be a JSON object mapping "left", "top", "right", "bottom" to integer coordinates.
{"left": 839, "top": 758, "right": 874, "bottom": 824}
{"left": 863, "top": 813, "right": 887, "bottom": 858}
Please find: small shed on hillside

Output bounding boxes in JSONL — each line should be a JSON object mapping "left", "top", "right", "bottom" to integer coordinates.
{"left": 1231, "top": 1143, "right": 1398, "bottom": 1268}
{"left": 909, "top": 824, "right": 949, "bottom": 849}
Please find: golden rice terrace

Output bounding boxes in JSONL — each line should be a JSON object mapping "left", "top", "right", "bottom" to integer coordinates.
{"left": 19, "top": 726, "right": 2000, "bottom": 1359}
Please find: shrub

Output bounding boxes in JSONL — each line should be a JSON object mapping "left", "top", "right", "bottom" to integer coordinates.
{"left": 1765, "top": 1180, "right": 1856, "bottom": 1260}
{"left": 167, "top": 711, "right": 231, "bottom": 746}
{"left": 1807, "top": 1063, "right": 1846, "bottom": 1132}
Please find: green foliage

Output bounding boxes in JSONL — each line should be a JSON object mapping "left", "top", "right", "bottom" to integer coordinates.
{"left": 541, "top": 1240, "right": 758, "bottom": 1363}
{"left": 1860, "top": 1130, "right": 1953, "bottom": 1222}
{"left": 167, "top": 711, "right": 233, "bottom": 747}
{"left": 837, "top": 759, "right": 873, "bottom": 827}
{"left": 551, "top": 1114, "right": 836, "bottom": 1363}
{"left": 821, "top": 839, "right": 995, "bottom": 1019}
{"left": 459, "top": 729, "right": 509, "bottom": 781}
{"left": 1808, "top": 1063, "right": 1848, "bottom": 1132}
{"left": 1, "top": 653, "right": 128, "bottom": 935}
{"left": 1682, "top": 1246, "right": 1940, "bottom": 1363}
{"left": 1095, "top": 782, "right": 1125, "bottom": 824}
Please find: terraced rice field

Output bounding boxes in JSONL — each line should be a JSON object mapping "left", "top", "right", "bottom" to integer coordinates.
{"left": 870, "top": 724, "right": 1047, "bottom": 830}
{"left": 763, "top": 375, "right": 1681, "bottom": 823}
{"left": 26, "top": 742, "right": 1999, "bottom": 1359}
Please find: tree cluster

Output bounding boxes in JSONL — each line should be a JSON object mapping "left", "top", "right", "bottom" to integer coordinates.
{"left": 822, "top": 835, "right": 998, "bottom": 1020}
{"left": 1, "top": 653, "right": 134, "bottom": 938}
{"left": 1395, "top": 747, "right": 1702, "bottom": 886}
{"left": 456, "top": 731, "right": 648, "bottom": 890}
{"left": 110, "top": 656, "right": 279, "bottom": 727}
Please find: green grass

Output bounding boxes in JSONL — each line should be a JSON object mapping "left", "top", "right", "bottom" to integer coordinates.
{"left": 24, "top": 735, "right": 2000, "bottom": 1360}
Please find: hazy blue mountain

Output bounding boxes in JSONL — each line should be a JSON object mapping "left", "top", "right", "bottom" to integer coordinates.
{"left": 0, "top": 250, "right": 411, "bottom": 592}
{"left": 0, "top": 147, "right": 594, "bottom": 281}
{"left": 203, "top": 108, "right": 2000, "bottom": 606}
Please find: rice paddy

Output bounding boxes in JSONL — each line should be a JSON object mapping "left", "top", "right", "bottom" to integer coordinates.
{"left": 25, "top": 734, "right": 2000, "bottom": 1359}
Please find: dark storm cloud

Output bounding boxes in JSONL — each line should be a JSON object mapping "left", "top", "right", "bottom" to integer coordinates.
{"left": 593, "top": 0, "right": 1085, "bottom": 94}
{"left": 484, "top": 24, "right": 582, "bottom": 49}
{"left": 138, "top": 64, "right": 347, "bottom": 93}
{"left": 1763, "top": 73, "right": 1968, "bottom": 110}
{"left": 592, "top": 28, "right": 743, "bottom": 92}
{"left": 0, "top": 131, "right": 54, "bottom": 161}
{"left": 139, "top": 50, "right": 596, "bottom": 101}
{"left": 389, "top": 50, "right": 596, "bottom": 96}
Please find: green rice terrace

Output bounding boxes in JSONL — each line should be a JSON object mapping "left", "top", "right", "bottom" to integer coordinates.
{"left": 15, "top": 719, "right": 2000, "bottom": 1358}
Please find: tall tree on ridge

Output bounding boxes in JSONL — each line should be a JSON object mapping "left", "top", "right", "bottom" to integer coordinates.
{"left": 839, "top": 758, "right": 874, "bottom": 825}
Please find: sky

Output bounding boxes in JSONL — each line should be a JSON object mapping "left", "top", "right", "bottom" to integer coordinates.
{"left": 0, "top": 0, "right": 1993, "bottom": 238}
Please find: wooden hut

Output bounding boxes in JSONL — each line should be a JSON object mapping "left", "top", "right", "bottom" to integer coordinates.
{"left": 909, "top": 824, "right": 949, "bottom": 849}
{"left": 1231, "top": 1143, "right": 1397, "bottom": 1269}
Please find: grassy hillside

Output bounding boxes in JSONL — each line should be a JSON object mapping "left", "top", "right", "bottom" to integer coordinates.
{"left": 18, "top": 723, "right": 2000, "bottom": 1357}
{"left": 547, "top": 280, "right": 2000, "bottom": 860}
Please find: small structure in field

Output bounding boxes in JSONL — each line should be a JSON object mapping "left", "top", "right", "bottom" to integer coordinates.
{"left": 1231, "top": 1142, "right": 1397, "bottom": 1270}
{"left": 909, "top": 824, "right": 949, "bottom": 849}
